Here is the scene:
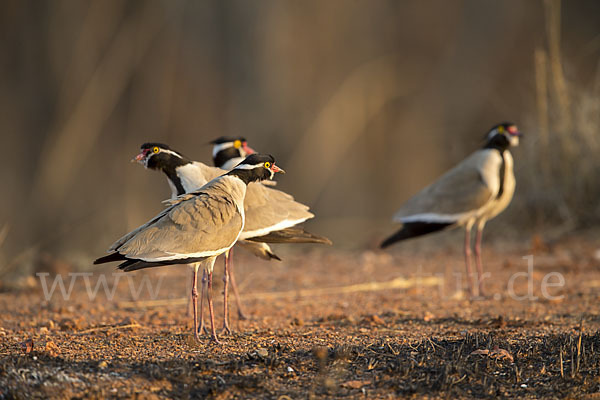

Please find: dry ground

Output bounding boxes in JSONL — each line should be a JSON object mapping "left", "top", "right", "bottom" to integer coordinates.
{"left": 1, "top": 235, "right": 600, "bottom": 399}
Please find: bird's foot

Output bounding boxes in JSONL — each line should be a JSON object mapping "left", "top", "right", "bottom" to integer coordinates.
{"left": 210, "top": 334, "right": 222, "bottom": 345}
{"left": 469, "top": 288, "right": 491, "bottom": 301}
{"left": 198, "top": 324, "right": 209, "bottom": 335}
{"left": 220, "top": 324, "right": 232, "bottom": 336}
{"left": 237, "top": 309, "right": 250, "bottom": 321}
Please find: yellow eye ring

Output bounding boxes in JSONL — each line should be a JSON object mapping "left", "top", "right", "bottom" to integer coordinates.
{"left": 234, "top": 140, "right": 241, "bottom": 149}
{"left": 497, "top": 126, "right": 504, "bottom": 133}
{"left": 152, "top": 147, "right": 159, "bottom": 154}
{"left": 264, "top": 162, "right": 271, "bottom": 169}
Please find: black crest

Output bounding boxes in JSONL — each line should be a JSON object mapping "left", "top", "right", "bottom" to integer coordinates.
{"left": 483, "top": 122, "right": 519, "bottom": 151}
{"left": 227, "top": 154, "right": 277, "bottom": 184}
{"left": 209, "top": 136, "right": 246, "bottom": 145}
{"left": 211, "top": 137, "right": 247, "bottom": 168}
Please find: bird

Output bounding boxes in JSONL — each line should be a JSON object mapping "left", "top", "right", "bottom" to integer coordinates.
{"left": 380, "top": 123, "right": 521, "bottom": 297}
{"left": 210, "top": 137, "right": 332, "bottom": 247}
{"left": 94, "top": 154, "right": 284, "bottom": 343}
{"left": 210, "top": 136, "right": 256, "bottom": 171}
{"left": 133, "top": 141, "right": 331, "bottom": 333}
{"left": 210, "top": 136, "right": 333, "bottom": 325}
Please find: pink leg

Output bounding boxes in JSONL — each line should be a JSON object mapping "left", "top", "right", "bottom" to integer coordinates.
{"left": 191, "top": 267, "right": 199, "bottom": 341}
{"left": 186, "top": 268, "right": 192, "bottom": 316}
{"left": 198, "top": 269, "right": 207, "bottom": 335}
{"left": 464, "top": 225, "right": 476, "bottom": 297}
{"left": 227, "top": 247, "right": 249, "bottom": 320}
{"left": 474, "top": 223, "right": 486, "bottom": 297}
{"left": 206, "top": 270, "right": 221, "bottom": 344}
{"left": 221, "top": 252, "right": 232, "bottom": 335}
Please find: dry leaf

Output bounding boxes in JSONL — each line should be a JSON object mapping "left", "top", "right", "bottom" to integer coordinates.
{"left": 489, "top": 346, "right": 514, "bottom": 362}
{"left": 21, "top": 338, "right": 34, "bottom": 354}
{"left": 342, "top": 380, "right": 368, "bottom": 389}
{"left": 45, "top": 340, "right": 60, "bottom": 357}
{"left": 470, "top": 347, "right": 514, "bottom": 362}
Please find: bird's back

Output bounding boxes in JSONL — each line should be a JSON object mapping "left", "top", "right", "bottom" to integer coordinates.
{"left": 393, "top": 149, "right": 502, "bottom": 225}
{"left": 110, "top": 175, "right": 246, "bottom": 261}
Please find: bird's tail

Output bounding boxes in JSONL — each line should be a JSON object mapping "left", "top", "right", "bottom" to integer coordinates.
{"left": 380, "top": 222, "right": 454, "bottom": 249}
{"left": 93, "top": 252, "right": 126, "bottom": 265}
{"left": 247, "top": 227, "right": 332, "bottom": 245}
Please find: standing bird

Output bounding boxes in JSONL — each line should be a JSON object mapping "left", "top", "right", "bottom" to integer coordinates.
{"left": 210, "top": 136, "right": 333, "bottom": 321}
{"left": 94, "top": 154, "right": 284, "bottom": 343}
{"left": 380, "top": 123, "right": 521, "bottom": 297}
{"left": 134, "top": 141, "right": 330, "bottom": 333}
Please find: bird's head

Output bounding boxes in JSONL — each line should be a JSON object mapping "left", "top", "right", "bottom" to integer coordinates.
{"left": 133, "top": 143, "right": 188, "bottom": 170}
{"left": 229, "top": 154, "right": 284, "bottom": 184}
{"left": 485, "top": 123, "right": 522, "bottom": 149}
{"left": 210, "top": 137, "right": 255, "bottom": 169}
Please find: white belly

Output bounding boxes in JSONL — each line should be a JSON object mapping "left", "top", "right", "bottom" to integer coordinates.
{"left": 480, "top": 151, "right": 515, "bottom": 221}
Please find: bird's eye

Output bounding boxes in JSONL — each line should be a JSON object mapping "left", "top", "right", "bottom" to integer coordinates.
{"left": 264, "top": 162, "right": 271, "bottom": 169}
{"left": 497, "top": 126, "right": 505, "bottom": 133}
{"left": 234, "top": 140, "right": 241, "bottom": 149}
{"left": 152, "top": 147, "right": 159, "bottom": 154}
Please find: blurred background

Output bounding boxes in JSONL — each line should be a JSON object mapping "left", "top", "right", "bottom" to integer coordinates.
{"left": 1, "top": 0, "right": 599, "bottom": 277}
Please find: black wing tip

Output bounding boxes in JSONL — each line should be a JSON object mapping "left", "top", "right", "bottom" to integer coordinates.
{"left": 380, "top": 221, "right": 455, "bottom": 249}
{"left": 248, "top": 228, "right": 333, "bottom": 245}
{"left": 93, "top": 252, "right": 126, "bottom": 265}
{"left": 267, "top": 251, "right": 282, "bottom": 261}
{"left": 380, "top": 231, "right": 409, "bottom": 249}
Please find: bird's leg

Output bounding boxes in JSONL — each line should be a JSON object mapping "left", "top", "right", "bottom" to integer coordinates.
{"left": 227, "top": 247, "right": 249, "bottom": 320}
{"left": 186, "top": 267, "right": 194, "bottom": 317}
{"left": 191, "top": 267, "right": 199, "bottom": 341}
{"left": 206, "top": 270, "right": 221, "bottom": 344}
{"left": 198, "top": 269, "right": 208, "bottom": 335}
{"left": 464, "top": 223, "right": 476, "bottom": 297}
{"left": 221, "top": 251, "right": 232, "bottom": 335}
{"left": 474, "top": 221, "right": 487, "bottom": 297}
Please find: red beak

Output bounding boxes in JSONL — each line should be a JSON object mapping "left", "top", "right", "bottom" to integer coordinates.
{"left": 507, "top": 125, "right": 522, "bottom": 136}
{"left": 132, "top": 150, "right": 147, "bottom": 163}
{"left": 242, "top": 142, "right": 255, "bottom": 155}
{"left": 270, "top": 164, "right": 285, "bottom": 174}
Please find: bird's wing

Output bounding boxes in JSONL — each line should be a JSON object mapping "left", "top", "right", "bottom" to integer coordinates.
{"left": 240, "top": 183, "right": 314, "bottom": 239}
{"left": 236, "top": 240, "right": 281, "bottom": 261}
{"left": 393, "top": 151, "right": 501, "bottom": 224}
{"left": 110, "top": 184, "right": 243, "bottom": 261}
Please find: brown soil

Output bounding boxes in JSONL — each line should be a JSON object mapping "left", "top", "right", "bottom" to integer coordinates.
{"left": 1, "top": 237, "right": 600, "bottom": 399}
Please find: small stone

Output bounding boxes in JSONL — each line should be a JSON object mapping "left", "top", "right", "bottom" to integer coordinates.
{"left": 256, "top": 348, "right": 268, "bottom": 358}
{"left": 45, "top": 341, "right": 60, "bottom": 357}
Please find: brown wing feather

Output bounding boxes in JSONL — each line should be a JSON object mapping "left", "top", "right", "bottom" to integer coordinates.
{"left": 242, "top": 183, "right": 314, "bottom": 235}
{"left": 110, "top": 177, "right": 244, "bottom": 260}
{"left": 394, "top": 152, "right": 496, "bottom": 221}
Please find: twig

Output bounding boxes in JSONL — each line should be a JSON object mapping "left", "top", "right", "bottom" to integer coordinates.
{"left": 559, "top": 348, "right": 564, "bottom": 378}
{"left": 577, "top": 317, "right": 583, "bottom": 374}
{"left": 118, "top": 275, "right": 443, "bottom": 309}
{"left": 75, "top": 323, "right": 141, "bottom": 335}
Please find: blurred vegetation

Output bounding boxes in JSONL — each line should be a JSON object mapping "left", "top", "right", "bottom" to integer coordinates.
{"left": 0, "top": 0, "right": 599, "bottom": 276}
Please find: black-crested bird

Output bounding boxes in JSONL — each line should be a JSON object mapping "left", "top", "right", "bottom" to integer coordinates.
{"left": 380, "top": 123, "right": 521, "bottom": 297}
{"left": 210, "top": 136, "right": 256, "bottom": 171}
{"left": 210, "top": 136, "right": 333, "bottom": 324}
{"left": 133, "top": 142, "right": 331, "bottom": 333}
{"left": 95, "top": 154, "right": 284, "bottom": 343}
